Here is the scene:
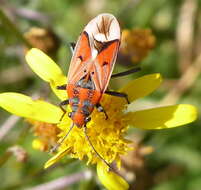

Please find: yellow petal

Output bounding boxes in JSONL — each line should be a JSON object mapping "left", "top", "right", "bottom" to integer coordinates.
{"left": 44, "top": 148, "right": 70, "bottom": 169}
{"left": 0, "top": 93, "right": 62, "bottom": 123}
{"left": 25, "top": 48, "right": 67, "bottom": 100}
{"left": 50, "top": 80, "right": 67, "bottom": 101}
{"left": 97, "top": 162, "right": 129, "bottom": 190}
{"left": 120, "top": 73, "right": 162, "bottom": 102}
{"left": 126, "top": 104, "right": 197, "bottom": 129}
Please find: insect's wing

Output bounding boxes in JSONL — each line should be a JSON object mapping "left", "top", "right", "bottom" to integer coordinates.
{"left": 67, "top": 31, "right": 92, "bottom": 84}
{"left": 67, "top": 13, "right": 121, "bottom": 92}
{"left": 92, "top": 39, "right": 120, "bottom": 92}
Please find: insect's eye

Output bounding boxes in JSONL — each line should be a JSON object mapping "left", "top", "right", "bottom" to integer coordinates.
{"left": 68, "top": 112, "right": 72, "bottom": 118}
{"left": 84, "top": 69, "right": 87, "bottom": 73}
{"left": 85, "top": 117, "right": 91, "bottom": 123}
{"left": 91, "top": 71, "right": 95, "bottom": 75}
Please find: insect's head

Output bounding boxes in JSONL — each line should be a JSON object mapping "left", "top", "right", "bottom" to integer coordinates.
{"left": 68, "top": 111, "right": 91, "bottom": 128}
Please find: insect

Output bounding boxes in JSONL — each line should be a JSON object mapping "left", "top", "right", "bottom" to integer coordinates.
{"left": 54, "top": 13, "right": 140, "bottom": 167}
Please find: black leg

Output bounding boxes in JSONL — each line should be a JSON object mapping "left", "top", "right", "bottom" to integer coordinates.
{"left": 96, "top": 103, "right": 108, "bottom": 120}
{"left": 70, "top": 42, "right": 76, "bottom": 50}
{"left": 57, "top": 84, "right": 67, "bottom": 90}
{"left": 59, "top": 99, "right": 69, "bottom": 121}
{"left": 69, "top": 42, "right": 76, "bottom": 54}
{"left": 105, "top": 90, "right": 130, "bottom": 104}
{"left": 111, "top": 67, "right": 141, "bottom": 78}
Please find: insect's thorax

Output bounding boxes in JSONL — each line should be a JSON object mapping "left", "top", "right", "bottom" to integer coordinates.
{"left": 67, "top": 76, "right": 102, "bottom": 127}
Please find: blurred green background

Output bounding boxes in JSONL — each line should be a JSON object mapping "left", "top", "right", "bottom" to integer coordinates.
{"left": 0, "top": 0, "right": 201, "bottom": 190}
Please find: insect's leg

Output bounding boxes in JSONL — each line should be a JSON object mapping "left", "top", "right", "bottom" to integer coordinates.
{"left": 96, "top": 103, "right": 108, "bottom": 120}
{"left": 57, "top": 84, "right": 67, "bottom": 90}
{"left": 59, "top": 99, "right": 69, "bottom": 121}
{"left": 70, "top": 42, "right": 76, "bottom": 49}
{"left": 69, "top": 42, "right": 76, "bottom": 54}
{"left": 111, "top": 67, "right": 141, "bottom": 78}
{"left": 105, "top": 90, "right": 130, "bottom": 104}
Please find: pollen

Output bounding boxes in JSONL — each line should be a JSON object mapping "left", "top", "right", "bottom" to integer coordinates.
{"left": 27, "top": 119, "right": 60, "bottom": 152}
{"left": 57, "top": 94, "right": 132, "bottom": 169}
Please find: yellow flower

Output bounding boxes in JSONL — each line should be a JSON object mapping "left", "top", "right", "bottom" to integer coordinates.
{"left": 120, "top": 28, "right": 156, "bottom": 63}
{"left": 97, "top": 162, "right": 129, "bottom": 190}
{"left": 0, "top": 48, "right": 197, "bottom": 190}
{"left": 27, "top": 119, "right": 60, "bottom": 152}
{"left": 24, "top": 27, "right": 60, "bottom": 56}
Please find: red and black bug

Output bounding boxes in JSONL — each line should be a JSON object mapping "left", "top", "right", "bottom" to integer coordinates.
{"left": 54, "top": 13, "right": 140, "bottom": 167}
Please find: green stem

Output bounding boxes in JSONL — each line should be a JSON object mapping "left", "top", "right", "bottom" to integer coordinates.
{"left": 0, "top": 8, "right": 32, "bottom": 48}
{"left": 4, "top": 159, "right": 76, "bottom": 190}
{"left": 0, "top": 151, "right": 12, "bottom": 167}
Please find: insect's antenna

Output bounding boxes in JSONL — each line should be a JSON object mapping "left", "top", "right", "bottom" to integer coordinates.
{"left": 50, "top": 123, "right": 74, "bottom": 153}
{"left": 83, "top": 125, "right": 113, "bottom": 170}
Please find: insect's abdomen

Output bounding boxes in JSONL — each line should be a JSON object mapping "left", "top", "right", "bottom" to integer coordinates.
{"left": 67, "top": 84, "right": 102, "bottom": 127}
